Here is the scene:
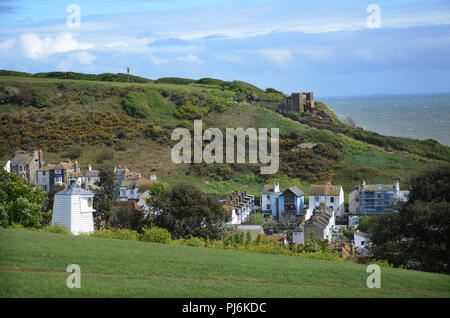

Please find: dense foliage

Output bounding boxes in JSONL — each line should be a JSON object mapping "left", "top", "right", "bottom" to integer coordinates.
{"left": 93, "top": 165, "right": 119, "bottom": 226}
{"left": 151, "top": 184, "right": 229, "bottom": 240}
{"left": 368, "top": 164, "right": 450, "bottom": 273}
{"left": 0, "top": 169, "right": 47, "bottom": 228}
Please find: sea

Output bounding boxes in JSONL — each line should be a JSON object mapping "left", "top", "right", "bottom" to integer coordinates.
{"left": 320, "top": 93, "right": 450, "bottom": 146}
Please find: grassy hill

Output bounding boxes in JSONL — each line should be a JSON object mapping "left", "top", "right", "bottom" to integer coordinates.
{"left": 0, "top": 72, "right": 448, "bottom": 199}
{"left": 1, "top": 229, "right": 449, "bottom": 297}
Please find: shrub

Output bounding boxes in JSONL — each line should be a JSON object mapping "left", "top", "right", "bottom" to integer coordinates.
{"left": 141, "top": 226, "right": 171, "bottom": 244}
{"left": 65, "top": 145, "right": 83, "bottom": 159}
{"left": 80, "top": 96, "right": 89, "bottom": 105}
{"left": 122, "top": 91, "right": 150, "bottom": 118}
{"left": 40, "top": 223, "right": 71, "bottom": 235}
{"left": 174, "top": 103, "right": 207, "bottom": 120}
{"left": 185, "top": 237, "right": 205, "bottom": 248}
{"left": 91, "top": 228, "right": 140, "bottom": 241}
{"left": 32, "top": 90, "right": 53, "bottom": 108}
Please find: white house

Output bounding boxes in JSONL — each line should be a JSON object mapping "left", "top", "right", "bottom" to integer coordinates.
{"left": 354, "top": 231, "right": 370, "bottom": 248}
{"left": 303, "top": 202, "right": 335, "bottom": 241}
{"left": 52, "top": 186, "right": 96, "bottom": 235}
{"left": 3, "top": 160, "right": 10, "bottom": 172}
{"left": 223, "top": 190, "right": 255, "bottom": 225}
{"left": 309, "top": 183, "right": 345, "bottom": 218}
{"left": 261, "top": 183, "right": 280, "bottom": 218}
{"left": 137, "top": 191, "right": 151, "bottom": 217}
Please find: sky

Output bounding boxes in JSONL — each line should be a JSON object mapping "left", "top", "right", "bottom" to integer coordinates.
{"left": 0, "top": 0, "right": 449, "bottom": 97}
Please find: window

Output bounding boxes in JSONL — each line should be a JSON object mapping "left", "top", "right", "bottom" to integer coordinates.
{"left": 266, "top": 204, "right": 271, "bottom": 210}
{"left": 266, "top": 195, "right": 270, "bottom": 200}
{"left": 42, "top": 171, "right": 46, "bottom": 176}
{"left": 54, "top": 169, "right": 61, "bottom": 175}
{"left": 330, "top": 197, "right": 335, "bottom": 203}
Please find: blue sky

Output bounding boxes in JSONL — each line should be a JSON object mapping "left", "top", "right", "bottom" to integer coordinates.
{"left": 0, "top": 0, "right": 449, "bottom": 97}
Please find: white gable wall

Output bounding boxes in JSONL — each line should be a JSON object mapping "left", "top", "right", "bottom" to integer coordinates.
{"left": 52, "top": 194, "right": 94, "bottom": 235}
{"left": 71, "top": 196, "right": 94, "bottom": 235}
{"left": 52, "top": 194, "right": 71, "bottom": 229}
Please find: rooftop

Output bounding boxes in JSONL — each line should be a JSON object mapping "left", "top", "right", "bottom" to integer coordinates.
{"left": 309, "top": 184, "right": 342, "bottom": 196}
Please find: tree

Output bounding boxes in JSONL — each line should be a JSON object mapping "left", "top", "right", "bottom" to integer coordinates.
{"left": 407, "top": 164, "right": 450, "bottom": 203}
{"left": 93, "top": 165, "right": 118, "bottom": 227}
{"left": 110, "top": 201, "right": 146, "bottom": 231}
{"left": 248, "top": 213, "right": 266, "bottom": 226}
{"left": 153, "top": 184, "right": 229, "bottom": 240}
{"left": 368, "top": 164, "right": 450, "bottom": 273}
{"left": 357, "top": 216, "right": 371, "bottom": 232}
{"left": 0, "top": 168, "right": 47, "bottom": 228}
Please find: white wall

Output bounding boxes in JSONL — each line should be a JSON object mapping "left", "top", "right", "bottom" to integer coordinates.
{"left": 52, "top": 194, "right": 94, "bottom": 235}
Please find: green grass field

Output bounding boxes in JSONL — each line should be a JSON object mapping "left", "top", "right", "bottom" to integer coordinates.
{"left": 1, "top": 229, "right": 449, "bottom": 298}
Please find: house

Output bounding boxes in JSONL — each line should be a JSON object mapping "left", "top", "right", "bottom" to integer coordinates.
{"left": 223, "top": 190, "right": 255, "bottom": 225}
{"left": 3, "top": 160, "right": 10, "bottom": 172}
{"left": 52, "top": 185, "right": 95, "bottom": 235}
{"left": 37, "top": 163, "right": 68, "bottom": 192}
{"left": 66, "top": 160, "right": 82, "bottom": 187}
{"left": 354, "top": 231, "right": 370, "bottom": 248}
{"left": 278, "top": 92, "right": 314, "bottom": 114}
{"left": 9, "top": 149, "right": 43, "bottom": 184}
{"left": 136, "top": 191, "right": 151, "bottom": 217}
{"left": 272, "top": 186, "right": 305, "bottom": 221}
{"left": 354, "top": 231, "right": 371, "bottom": 256}
{"left": 83, "top": 164, "right": 100, "bottom": 190}
{"left": 349, "top": 180, "right": 410, "bottom": 215}
{"left": 303, "top": 202, "right": 335, "bottom": 241}
{"left": 348, "top": 215, "right": 360, "bottom": 228}
{"left": 116, "top": 168, "right": 151, "bottom": 201}
{"left": 261, "top": 183, "right": 280, "bottom": 217}
{"left": 309, "top": 183, "right": 345, "bottom": 218}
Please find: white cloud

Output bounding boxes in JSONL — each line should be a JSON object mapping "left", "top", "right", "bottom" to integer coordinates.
{"left": 0, "top": 39, "right": 15, "bottom": 50}
{"left": 256, "top": 49, "right": 292, "bottom": 65}
{"left": 215, "top": 53, "right": 242, "bottom": 63}
{"left": 148, "top": 55, "right": 169, "bottom": 66}
{"left": 176, "top": 54, "right": 204, "bottom": 64}
{"left": 19, "top": 32, "right": 94, "bottom": 60}
{"left": 73, "top": 51, "right": 96, "bottom": 65}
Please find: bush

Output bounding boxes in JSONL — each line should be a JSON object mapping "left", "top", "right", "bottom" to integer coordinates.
{"left": 91, "top": 228, "right": 140, "bottom": 241}
{"left": 141, "top": 226, "right": 171, "bottom": 244}
{"left": 40, "top": 223, "right": 71, "bottom": 235}
{"left": 185, "top": 237, "right": 205, "bottom": 248}
{"left": 174, "top": 103, "right": 208, "bottom": 120}
{"left": 122, "top": 91, "right": 150, "bottom": 118}
{"left": 65, "top": 145, "right": 83, "bottom": 159}
{"left": 32, "top": 90, "right": 53, "bottom": 108}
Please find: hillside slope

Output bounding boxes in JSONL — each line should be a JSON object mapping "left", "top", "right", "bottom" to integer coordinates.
{"left": 1, "top": 229, "right": 449, "bottom": 297}
{"left": 0, "top": 73, "right": 448, "bottom": 197}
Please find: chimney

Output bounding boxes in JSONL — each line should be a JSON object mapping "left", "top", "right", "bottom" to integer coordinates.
{"left": 88, "top": 164, "right": 92, "bottom": 171}
{"left": 362, "top": 180, "right": 366, "bottom": 190}
{"left": 274, "top": 182, "right": 280, "bottom": 193}
{"left": 395, "top": 180, "right": 400, "bottom": 192}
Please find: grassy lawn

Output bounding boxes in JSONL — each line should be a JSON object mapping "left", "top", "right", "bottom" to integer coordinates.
{"left": 1, "top": 229, "right": 449, "bottom": 298}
